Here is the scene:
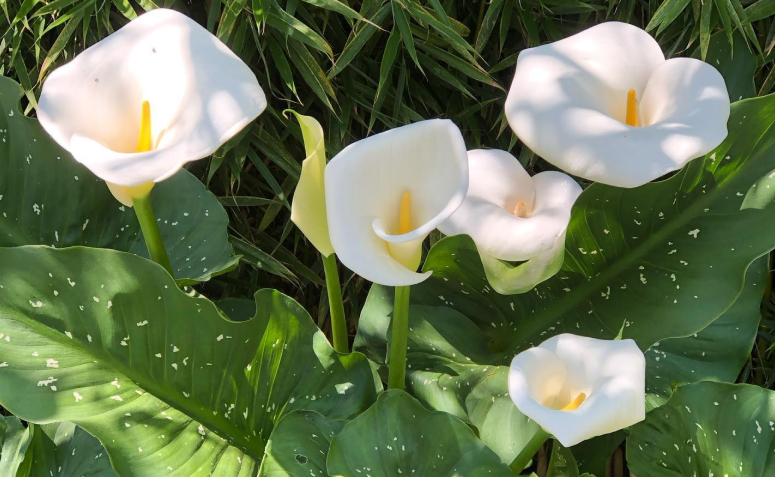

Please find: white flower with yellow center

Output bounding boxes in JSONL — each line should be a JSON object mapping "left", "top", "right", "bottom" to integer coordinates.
{"left": 505, "top": 22, "right": 730, "bottom": 188}
{"left": 509, "top": 333, "right": 646, "bottom": 447}
{"left": 439, "top": 149, "right": 581, "bottom": 294}
{"left": 324, "top": 119, "right": 468, "bottom": 286}
{"left": 37, "top": 8, "right": 267, "bottom": 206}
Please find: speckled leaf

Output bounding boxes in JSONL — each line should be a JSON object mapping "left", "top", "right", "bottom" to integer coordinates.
{"left": 627, "top": 382, "right": 775, "bottom": 476}
{"left": 25, "top": 422, "right": 116, "bottom": 477}
{"left": 326, "top": 390, "right": 515, "bottom": 476}
{"left": 0, "top": 75, "right": 238, "bottom": 285}
{"left": 258, "top": 410, "right": 345, "bottom": 477}
{"left": 570, "top": 432, "right": 626, "bottom": 477}
{"left": 546, "top": 442, "right": 583, "bottom": 477}
{"left": 357, "top": 93, "right": 775, "bottom": 464}
{"left": 0, "top": 246, "right": 378, "bottom": 476}
{"left": 217, "top": 297, "right": 257, "bottom": 322}
{"left": 354, "top": 287, "right": 540, "bottom": 464}
{"left": 645, "top": 256, "right": 767, "bottom": 409}
{"left": 0, "top": 415, "right": 31, "bottom": 476}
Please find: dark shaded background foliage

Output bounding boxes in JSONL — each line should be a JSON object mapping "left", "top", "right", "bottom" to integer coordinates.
{"left": 3, "top": 0, "right": 775, "bottom": 392}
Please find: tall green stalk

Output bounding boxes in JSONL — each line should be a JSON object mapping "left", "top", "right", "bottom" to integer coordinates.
{"left": 388, "top": 285, "right": 411, "bottom": 389}
{"left": 509, "top": 428, "right": 550, "bottom": 474}
{"left": 322, "top": 253, "right": 348, "bottom": 353}
{"left": 133, "top": 194, "right": 173, "bottom": 277}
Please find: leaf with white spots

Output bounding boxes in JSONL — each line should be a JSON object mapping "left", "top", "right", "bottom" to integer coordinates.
{"left": 0, "top": 76, "right": 237, "bottom": 285}
{"left": 326, "top": 390, "right": 514, "bottom": 476}
{"left": 645, "top": 257, "right": 767, "bottom": 409}
{"left": 355, "top": 289, "right": 540, "bottom": 464}
{"left": 628, "top": 382, "right": 775, "bottom": 476}
{"left": 0, "top": 247, "right": 378, "bottom": 476}
{"left": 546, "top": 441, "right": 597, "bottom": 477}
{"left": 258, "top": 410, "right": 345, "bottom": 476}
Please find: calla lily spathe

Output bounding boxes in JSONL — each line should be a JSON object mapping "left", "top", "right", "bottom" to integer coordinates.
{"left": 325, "top": 119, "right": 468, "bottom": 286}
{"left": 289, "top": 112, "right": 334, "bottom": 257}
{"left": 37, "top": 8, "right": 266, "bottom": 205}
{"left": 505, "top": 22, "right": 730, "bottom": 188}
{"left": 438, "top": 149, "right": 581, "bottom": 294}
{"left": 509, "top": 333, "right": 646, "bottom": 447}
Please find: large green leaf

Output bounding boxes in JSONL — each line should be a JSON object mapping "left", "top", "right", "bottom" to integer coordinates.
{"left": 0, "top": 75, "right": 238, "bottom": 285}
{"left": 357, "top": 93, "right": 775, "bottom": 463}
{"left": 570, "top": 432, "right": 626, "bottom": 477}
{"left": 258, "top": 410, "right": 345, "bottom": 476}
{"left": 627, "top": 382, "right": 775, "bottom": 476}
{"left": 546, "top": 442, "right": 596, "bottom": 477}
{"left": 645, "top": 255, "right": 766, "bottom": 408}
{"left": 326, "top": 390, "right": 514, "bottom": 476}
{"left": 354, "top": 289, "right": 540, "bottom": 464}
{"left": 0, "top": 246, "right": 378, "bottom": 476}
{"left": 25, "top": 422, "right": 117, "bottom": 477}
{"left": 0, "top": 415, "right": 31, "bottom": 476}
{"left": 217, "top": 297, "right": 257, "bottom": 322}
{"left": 259, "top": 391, "right": 518, "bottom": 476}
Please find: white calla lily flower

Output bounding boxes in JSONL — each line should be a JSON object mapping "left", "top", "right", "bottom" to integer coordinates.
{"left": 505, "top": 22, "right": 730, "bottom": 188}
{"left": 439, "top": 149, "right": 581, "bottom": 294}
{"left": 509, "top": 333, "right": 646, "bottom": 447}
{"left": 325, "top": 119, "right": 468, "bottom": 286}
{"left": 37, "top": 8, "right": 266, "bottom": 205}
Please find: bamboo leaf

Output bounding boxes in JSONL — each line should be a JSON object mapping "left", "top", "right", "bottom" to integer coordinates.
{"left": 267, "top": 6, "right": 334, "bottom": 58}
{"left": 392, "top": 1, "right": 422, "bottom": 71}
{"left": 299, "top": 0, "right": 364, "bottom": 21}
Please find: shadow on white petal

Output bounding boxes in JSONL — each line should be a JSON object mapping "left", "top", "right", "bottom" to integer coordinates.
{"left": 509, "top": 334, "right": 646, "bottom": 447}
{"left": 506, "top": 22, "right": 729, "bottom": 187}
{"left": 440, "top": 150, "right": 580, "bottom": 294}
{"left": 325, "top": 119, "right": 468, "bottom": 286}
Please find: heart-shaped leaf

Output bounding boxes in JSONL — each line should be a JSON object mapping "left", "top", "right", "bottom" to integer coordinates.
{"left": 0, "top": 246, "right": 378, "bottom": 475}
{"left": 570, "top": 432, "right": 626, "bottom": 477}
{"left": 355, "top": 288, "right": 539, "bottom": 463}
{"left": 546, "top": 442, "right": 595, "bottom": 477}
{"left": 259, "top": 391, "right": 518, "bottom": 476}
{"left": 645, "top": 255, "right": 766, "bottom": 409}
{"left": 258, "top": 410, "right": 345, "bottom": 476}
{"left": 627, "top": 382, "right": 775, "bottom": 476}
{"left": 0, "top": 76, "right": 237, "bottom": 285}
{"left": 327, "top": 390, "right": 514, "bottom": 476}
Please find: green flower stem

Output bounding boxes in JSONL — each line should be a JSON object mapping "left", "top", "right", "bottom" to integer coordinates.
{"left": 388, "top": 285, "right": 411, "bottom": 390}
{"left": 322, "top": 253, "right": 349, "bottom": 353}
{"left": 509, "top": 428, "right": 550, "bottom": 474}
{"left": 133, "top": 193, "right": 174, "bottom": 277}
